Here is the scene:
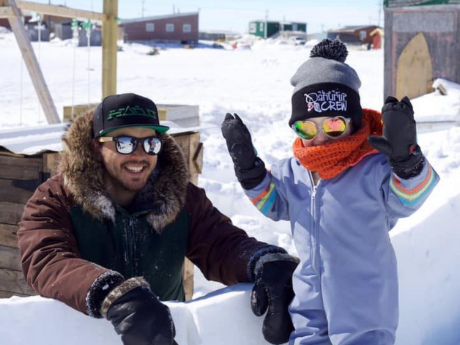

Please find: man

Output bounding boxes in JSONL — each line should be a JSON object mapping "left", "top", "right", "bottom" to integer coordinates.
{"left": 17, "top": 93, "right": 299, "bottom": 345}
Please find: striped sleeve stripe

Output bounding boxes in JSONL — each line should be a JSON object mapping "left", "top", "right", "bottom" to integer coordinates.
{"left": 390, "top": 166, "right": 438, "bottom": 206}
{"left": 251, "top": 181, "right": 277, "bottom": 214}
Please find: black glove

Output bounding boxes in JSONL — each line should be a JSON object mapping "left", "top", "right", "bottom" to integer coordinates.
{"left": 368, "top": 96, "right": 425, "bottom": 179}
{"left": 221, "top": 113, "right": 266, "bottom": 189}
{"left": 107, "top": 285, "right": 177, "bottom": 345}
{"left": 251, "top": 259, "right": 299, "bottom": 344}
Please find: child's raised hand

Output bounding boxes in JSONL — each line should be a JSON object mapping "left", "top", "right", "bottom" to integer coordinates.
{"left": 221, "top": 113, "right": 266, "bottom": 189}
{"left": 368, "top": 96, "right": 424, "bottom": 178}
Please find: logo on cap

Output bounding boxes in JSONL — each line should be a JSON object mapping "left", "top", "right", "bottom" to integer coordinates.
{"left": 304, "top": 90, "right": 348, "bottom": 113}
{"left": 107, "top": 105, "right": 157, "bottom": 121}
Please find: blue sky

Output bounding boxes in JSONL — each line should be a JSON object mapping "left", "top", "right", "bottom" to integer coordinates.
{"left": 32, "top": 0, "right": 382, "bottom": 33}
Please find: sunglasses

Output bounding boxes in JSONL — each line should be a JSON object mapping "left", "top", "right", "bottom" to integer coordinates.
{"left": 98, "top": 136, "right": 163, "bottom": 155}
{"left": 292, "top": 116, "right": 351, "bottom": 140}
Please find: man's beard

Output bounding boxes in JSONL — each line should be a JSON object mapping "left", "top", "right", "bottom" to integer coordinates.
{"left": 105, "top": 161, "right": 151, "bottom": 193}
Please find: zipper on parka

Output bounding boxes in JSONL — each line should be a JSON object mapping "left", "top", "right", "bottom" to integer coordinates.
{"left": 308, "top": 171, "right": 320, "bottom": 273}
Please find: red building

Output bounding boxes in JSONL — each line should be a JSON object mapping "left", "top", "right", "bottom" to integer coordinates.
{"left": 328, "top": 25, "right": 381, "bottom": 45}
{"left": 120, "top": 12, "right": 199, "bottom": 44}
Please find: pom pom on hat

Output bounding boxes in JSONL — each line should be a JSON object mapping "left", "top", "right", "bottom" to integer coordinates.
{"left": 310, "top": 38, "right": 348, "bottom": 62}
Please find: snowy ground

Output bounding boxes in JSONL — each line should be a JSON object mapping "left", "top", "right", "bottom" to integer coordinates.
{"left": 1, "top": 33, "right": 460, "bottom": 345}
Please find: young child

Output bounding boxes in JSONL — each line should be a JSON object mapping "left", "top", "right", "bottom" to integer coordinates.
{"left": 221, "top": 39, "right": 439, "bottom": 345}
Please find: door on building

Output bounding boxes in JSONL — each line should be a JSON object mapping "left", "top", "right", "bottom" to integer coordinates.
{"left": 396, "top": 33, "right": 433, "bottom": 100}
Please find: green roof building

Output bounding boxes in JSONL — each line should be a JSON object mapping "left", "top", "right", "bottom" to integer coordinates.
{"left": 248, "top": 20, "right": 307, "bottom": 38}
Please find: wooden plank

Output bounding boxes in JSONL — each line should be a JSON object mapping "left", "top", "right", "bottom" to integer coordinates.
{"left": 0, "top": 245, "right": 21, "bottom": 271}
{"left": 16, "top": 1, "right": 106, "bottom": 21}
{"left": 102, "top": 0, "right": 118, "bottom": 98}
{"left": 172, "top": 134, "right": 191, "bottom": 165}
{"left": 0, "top": 201, "right": 25, "bottom": 225}
{"left": 0, "top": 224, "right": 18, "bottom": 248}
{"left": 0, "top": 290, "right": 29, "bottom": 298}
{"left": 0, "top": 6, "right": 14, "bottom": 18}
{"left": 6, "top": 0, "right": 60, "bottom": 124}
{"left": 0, "top": 179, "right": 38, "bottom": 204}
{"left": 0, "top": 268, "right": 35, "bottom": 295}
{"left": 0, "top": 155, "right": 42, "bottom": 180}
{"left": 42, "top": 152, "right": 60, "bottom": 176}
{"left": 0, "top": 179, "right": 37, "bottom": 204}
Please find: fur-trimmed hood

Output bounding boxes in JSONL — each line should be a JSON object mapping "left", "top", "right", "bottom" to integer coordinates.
{"left": 59, "top": 110, "right": 189, "bottom": 232}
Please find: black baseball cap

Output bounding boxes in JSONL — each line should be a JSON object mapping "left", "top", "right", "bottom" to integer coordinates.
{"left": 92, "top": 93, "right": 170, "bottom": 138}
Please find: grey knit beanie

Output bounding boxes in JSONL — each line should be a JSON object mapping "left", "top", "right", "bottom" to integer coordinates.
{"left": 289, "top": 39, "right": 363, "bottom": 130}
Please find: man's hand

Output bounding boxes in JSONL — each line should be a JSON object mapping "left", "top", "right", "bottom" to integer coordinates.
{"left": 221, "top": 113, "right": 266, "bottom": 189}
{"left": 251, "top": 257, "right": 299, "bottom": 344}
{"left": 106, "top": 283, "right": 176, "bottom": 345}
{"left": 368, "top": 96, "right": 424, "bottom": 178}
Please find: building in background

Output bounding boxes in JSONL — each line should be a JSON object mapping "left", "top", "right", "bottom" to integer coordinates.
{"left": 327, "top": 25, "right": 380, "bottom": 45}
{"left": 199, "top": 30, "right": 240, "bottom": 41}
{"left": 248, "top": 20, "right": 307, "bottom": 39}
{"left": 384, "top": 3, "right": 460, "bottom": 100}
{"left": 120, "top": 12, "right": 199, "bottom": 44}
{"left": 385, "top": 0, "right": 460, "bottom": 6}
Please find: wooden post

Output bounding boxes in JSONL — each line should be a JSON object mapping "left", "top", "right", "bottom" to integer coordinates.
{"left": 102, "top": 0, "right": 118, "bottom": 98}
{"left": 5, "top": 0, "right": 60, "bottom": 124}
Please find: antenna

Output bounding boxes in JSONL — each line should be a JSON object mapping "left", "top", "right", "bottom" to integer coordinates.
{"left": 142, "top": 0, "right": 146, "bottom": 18}
{"left": 378, "top": 0, "right": 382, "bottom": 27}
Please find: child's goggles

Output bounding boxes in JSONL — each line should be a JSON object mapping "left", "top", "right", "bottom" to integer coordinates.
{"left": 98, "top": 136, "right": 163, "bottom": 155}
{"left": 292, "top": 116, "right": 350, "bottom": 140}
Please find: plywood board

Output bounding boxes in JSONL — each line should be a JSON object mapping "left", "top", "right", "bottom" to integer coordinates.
{"left": 0, "top": 179, "right": 38, "bottom": 204}
{"left": 0, "top": 268, "right": 35, "bottom": 295}
{"left": 0, "top": 245, "right": 21, "bottom": 271}
{"left": 0, "top": 201, "right": 25, "bottom": 225}
{"left": 0, "top": 155, "right": 42, "bottom": 180}
{"left": 0, "top": 289, "right": 28, "bottom": 298}
{"left": 396, "top": 32, "right": 433, "bottom": 100}
{"left": 0, "top": 223, "right": 18, "bottom": 248}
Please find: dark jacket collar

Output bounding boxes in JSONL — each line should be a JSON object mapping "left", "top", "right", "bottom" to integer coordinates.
{"left": 59, "top": 110, "right": 189, "bottom": 232}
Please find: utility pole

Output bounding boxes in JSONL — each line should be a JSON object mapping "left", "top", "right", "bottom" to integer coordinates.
{"left": 141, "top": 0, "right": 145, "bottom": 18}
{"left": 377, "top": 0, "right": 382, "bottom": 27}
{"left": 264, "top": 9, "right": 268, "bottom": 39}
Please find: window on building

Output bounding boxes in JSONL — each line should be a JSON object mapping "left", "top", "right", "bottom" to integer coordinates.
{"left": 166, "top": 23, "right": 174, "bottom": 32}
{"left": 292, "top": 24, "right": 298, "bottom": 31}
{"left": 146, "top": 23, "right": 154, "bottom": 32}
{"left": 359, "top": 30, "right": 367, "bottom": 40}
{"left": 259, "top": 22, "right": 264, "bottom": 31}
{"left": 183, "top": 24, "right": 191, "bottom": 33}
{"left": 249, "top": 23, "right": 256, "bottom": 33}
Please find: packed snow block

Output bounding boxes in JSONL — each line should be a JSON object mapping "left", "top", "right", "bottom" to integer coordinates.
{"left": 391, "top": 191, "right": 460, "bottom": 345}
{"left": 0, "top": 284, "right": 271, "bottom": 345}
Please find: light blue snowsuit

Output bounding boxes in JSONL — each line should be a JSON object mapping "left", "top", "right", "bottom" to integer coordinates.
{"left": 245, "top": 152, "right": 439, "bottom": 345}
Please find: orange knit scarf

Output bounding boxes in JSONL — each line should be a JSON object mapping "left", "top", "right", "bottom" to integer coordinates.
{"left": 293, "top": 109, "right": 383, "bottom": 180}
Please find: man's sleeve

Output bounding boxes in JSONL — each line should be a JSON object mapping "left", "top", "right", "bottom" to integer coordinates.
{"left": 17, "top": 176, "right": 124, "bottom": 318}
{"left": 185, "top": 183, "right": 289, "bottom": 285}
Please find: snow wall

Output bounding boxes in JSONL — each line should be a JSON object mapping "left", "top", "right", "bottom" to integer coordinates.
{"left": 1, "top": 192, "right": 460, "bottom": 345}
